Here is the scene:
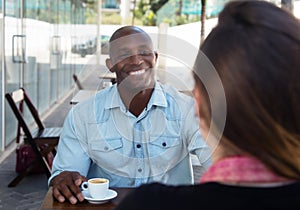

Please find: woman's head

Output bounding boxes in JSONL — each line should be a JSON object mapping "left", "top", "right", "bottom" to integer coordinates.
{"left": 193, "top": 1, "right": 300, "bottom": 179}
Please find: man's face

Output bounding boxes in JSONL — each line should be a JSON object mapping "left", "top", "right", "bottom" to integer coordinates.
{"left": 106, "top": 33, "right": 158, "bottom": 91}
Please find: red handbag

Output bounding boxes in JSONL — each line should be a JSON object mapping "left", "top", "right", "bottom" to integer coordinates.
{"left": 16, "top": 143, "right": 54, "bottom": 174}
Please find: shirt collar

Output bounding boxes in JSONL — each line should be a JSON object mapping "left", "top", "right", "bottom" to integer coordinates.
{"left": 105, "top": 82, "right": 168, "bottom": 110}
{"left": 147, "top": 82, "right": 168, "bottom": 109}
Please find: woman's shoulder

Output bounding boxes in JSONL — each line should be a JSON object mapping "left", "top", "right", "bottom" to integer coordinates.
{"left": 115, "top": 182, "right": 300, "bottom": 210}
{"left": 115, "top": 183, "right": 216, "bottom": 210}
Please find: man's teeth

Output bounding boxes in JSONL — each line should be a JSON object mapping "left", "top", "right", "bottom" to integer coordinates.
{"left": 129, "top": 69, "right": 145, "bottom": 75}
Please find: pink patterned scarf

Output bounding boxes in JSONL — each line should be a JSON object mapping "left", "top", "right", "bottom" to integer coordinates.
{"left": 200, "top": 155, "right": 289, "bottom": 184}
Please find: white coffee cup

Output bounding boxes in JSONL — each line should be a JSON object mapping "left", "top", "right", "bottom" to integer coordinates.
{"left": 81, "top": 178, "right": 109, "bottom": 199}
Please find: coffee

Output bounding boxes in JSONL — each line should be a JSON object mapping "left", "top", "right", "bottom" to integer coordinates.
{"left": 81, "top": 178, "right": 110, "bottom": 199}
{"left": 89, "top": 179, "right": 107, "bottom": 184}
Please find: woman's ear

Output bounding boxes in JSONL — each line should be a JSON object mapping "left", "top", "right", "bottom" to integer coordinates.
{"left": 193, "top": 86, "right": 210, "bottom": 141}
{"left": 193, "top": 87, "right": 201, "bottom": 118}
{"left": 106, "top": 58, "right": 115, "bottom": 73}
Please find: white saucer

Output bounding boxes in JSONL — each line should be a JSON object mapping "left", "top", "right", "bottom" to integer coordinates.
{"left": 82, "top": 189, "right": 117, "bottom": 204}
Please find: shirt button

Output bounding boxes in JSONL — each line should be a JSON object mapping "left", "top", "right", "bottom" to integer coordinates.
{"left": 138, "top": 168, "right": 142, "bottom": 173}
{"left": 162, "top": 142, "right": 167, "bottom": 147}
{"left": 136, "top": 144, "right": 141, "bottom": 148}
{"left": 104, "top": 146, "right": 109, "bottom": 151}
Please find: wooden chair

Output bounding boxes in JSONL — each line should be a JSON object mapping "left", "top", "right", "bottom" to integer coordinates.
{"left": 5, "top": 88, "right": 61, "bottom": 187}
{"left": 73, "top": 74, "right": 84, "bottom": 90}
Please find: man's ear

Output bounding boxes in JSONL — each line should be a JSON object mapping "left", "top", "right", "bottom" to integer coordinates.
{"left": 106, "top": 58, "right": 115, "bottom": 73}
{"left": 154, "top": 51, "right": 158, "bottom": 62}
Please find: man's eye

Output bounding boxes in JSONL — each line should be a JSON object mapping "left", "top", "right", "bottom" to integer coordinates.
{"left": 118, "top": 54, "right": 130, "bottom": 59}
{"left": 140, "top": 50, "right": 152, "bottom": 56}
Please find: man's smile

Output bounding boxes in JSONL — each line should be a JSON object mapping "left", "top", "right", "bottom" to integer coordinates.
{"left": 128, "top": 69, "right": 146, "bottom": 76}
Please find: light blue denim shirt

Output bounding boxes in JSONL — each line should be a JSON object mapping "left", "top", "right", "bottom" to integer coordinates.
{"left": 49, "top": 82, "right": 211, "bottom": 187}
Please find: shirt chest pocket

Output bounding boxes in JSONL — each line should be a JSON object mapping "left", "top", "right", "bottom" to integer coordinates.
{"left": 89, "top": 138, "right": 128, "bottom": 172}
{"left": 148, "top": 136, "right": 181, "bottom": 157}
{"left": 90, "top": 138, "right": 123, "bottom": 152}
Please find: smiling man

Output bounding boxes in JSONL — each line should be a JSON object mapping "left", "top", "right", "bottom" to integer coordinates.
{"left": 106, "top": 26, "right": 158, "bottom": 117}
{"left": 49, "top": 26, "right": 211, "bottom": 204}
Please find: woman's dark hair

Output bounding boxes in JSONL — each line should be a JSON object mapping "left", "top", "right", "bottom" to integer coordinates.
{"left": 193, "top": 1, "right": 300, "bottom": 179}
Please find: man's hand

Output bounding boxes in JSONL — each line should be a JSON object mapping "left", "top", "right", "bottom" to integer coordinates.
{"left": 50, "top": 171, "right": 87, "bottom": 204}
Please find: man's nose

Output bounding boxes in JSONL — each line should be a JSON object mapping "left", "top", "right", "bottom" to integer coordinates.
{"left": 129, "top": 54, "right": 142, "bottom": 65}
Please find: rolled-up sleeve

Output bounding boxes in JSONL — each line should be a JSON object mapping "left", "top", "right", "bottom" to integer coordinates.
{"left": 48, "top": 108, "right": 91, "bottom": 186}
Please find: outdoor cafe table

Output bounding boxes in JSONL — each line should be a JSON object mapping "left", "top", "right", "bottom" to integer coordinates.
{"left": 40, "top": 187, "right": 131, "bottom": 210}
{"left": 70, "top": 86, "right": 193, "bottom": 105}
{"left": 99, "top": 72, "right": 116, "bottom": 81}
{"left": 99, "top": 73, "right": 116, "bottom": 84}
{"left": 70, "top": 90, "right": 97, "bottom": 105}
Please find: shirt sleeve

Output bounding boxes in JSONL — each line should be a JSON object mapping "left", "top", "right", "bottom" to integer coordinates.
{"left": 183, "top": 99, "right": 212, "bottom": 171}
{"left": 48, "top": 109, "right": 91, "bottom": 186}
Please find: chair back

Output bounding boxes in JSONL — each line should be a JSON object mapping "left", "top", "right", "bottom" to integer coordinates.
{"left": 6, "top": 88, "right": 61, "bottom": 187}
{"left": 73, "top": 74, "right": 84, "bottom": 89}
{"left": 5, "top": 88, "right": 45, "bottom": 140}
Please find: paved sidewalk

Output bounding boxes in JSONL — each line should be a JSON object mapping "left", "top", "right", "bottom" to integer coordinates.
{"left": 0, "top": 152, "right": 48, "bottom": 210}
